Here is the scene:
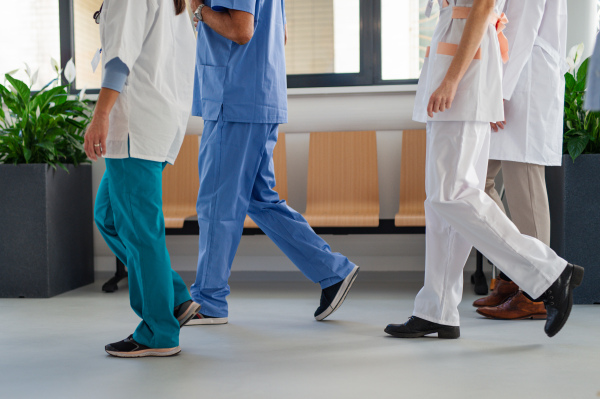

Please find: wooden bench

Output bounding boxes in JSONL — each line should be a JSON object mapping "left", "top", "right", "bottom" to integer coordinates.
{"left": 162, "top": 135, "right": 200, "bottom": 228}
{"left": 303, "top": 131, "right": 379, "bottom": 227}
{"left": 244, "top": 133, "right": 288, "bottom": 228}
{"left": 395, "top": 130, "right": 426, "bottom": 227}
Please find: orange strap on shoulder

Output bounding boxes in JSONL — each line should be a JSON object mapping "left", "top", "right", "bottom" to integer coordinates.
{"left": 450, "top": 7, "right": 510, "bottom": 63}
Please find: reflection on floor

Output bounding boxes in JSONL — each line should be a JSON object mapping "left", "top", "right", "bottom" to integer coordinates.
{"left": 1, "top": 273, "right": 598, "bottom": 399}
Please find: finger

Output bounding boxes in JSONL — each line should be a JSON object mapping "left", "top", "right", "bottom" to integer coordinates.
{"left": 497, "top": 121, "right": 504, "bottom": 129}
{"left": 432, "top": 97, "right": 441, "bottom": 114}
{"left": 446, "top": 98, "right": 452, "bottom": 110}
{"left": 94, "top": 143, "right": 102, "bottom": 159}
{"left": 84, "top": 136, "right": 93, "bottom": 160}
{"left": 89, "top": 139, "right": 98, "bottom": 161}
{"left": 101, "top": 136, "right": 107, "bottom": 156}
{"left": 439, "top": 98, "right": 446, "bottom": 112}
{"left": 427, "top": 97, "right": 434, "bottom": 118}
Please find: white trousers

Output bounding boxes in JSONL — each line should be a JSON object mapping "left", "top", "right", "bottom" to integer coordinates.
{"left": 413, "top": 121, "right": 567, "bottom": 326}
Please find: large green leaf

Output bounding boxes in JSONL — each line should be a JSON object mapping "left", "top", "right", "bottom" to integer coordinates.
{"left": 565, "top": 72, "right": 576, "bottom": 91}
{"left": 4, "top": 74, "right": 30, "bottom": 106}
{"left": 23, "top": 147, "right": 32, "bottom": 163}
{"left": 577, "top": 58, "right": 589, "bottom": 83}
{"left": 567, "top": 134, "right": 589, "bottom": 162}
{"left": 575, "top": 78, "right": 587, "bottom": 92}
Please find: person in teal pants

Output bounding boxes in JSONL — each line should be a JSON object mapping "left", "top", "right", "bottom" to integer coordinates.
{"left": 84, "top": 0, "right": 199, "bottom": 357}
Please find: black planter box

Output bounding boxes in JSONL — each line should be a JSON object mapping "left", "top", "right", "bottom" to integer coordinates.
{"left": 547, "top": 154, "right": 600, "bottom": 304}
{"left": 0, "top": 164, "right": 94, "bottom": 298}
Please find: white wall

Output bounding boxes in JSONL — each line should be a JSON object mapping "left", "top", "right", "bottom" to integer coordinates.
{"left": 567, "top": 0, "right": 598, "bottom": 57}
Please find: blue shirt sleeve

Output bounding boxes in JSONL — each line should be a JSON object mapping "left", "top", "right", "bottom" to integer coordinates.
{"left": 101, "top": 57, "right": 130, "bottom": 93}
{"left": 211, "top": 0, "right": 256, "bottom": 15}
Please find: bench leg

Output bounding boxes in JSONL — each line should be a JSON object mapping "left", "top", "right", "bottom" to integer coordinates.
{"left": 470, "top": 250, "right": 488, "bottom": 295}
{"left": 102, "top": 258, "right": 128, "bottom": 293}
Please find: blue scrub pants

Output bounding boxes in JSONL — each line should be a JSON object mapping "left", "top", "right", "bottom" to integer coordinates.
{"left": 95, "top": 157, "right": 191, "bottom": 348}
{"left": 191, "top": 113, "right": 356, "bottom": 317}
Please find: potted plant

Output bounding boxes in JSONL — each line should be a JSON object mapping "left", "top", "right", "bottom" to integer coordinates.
{"left": 546, "top": 44, "right": 600, "bottom": 304}
{"left": 0, "top": 59, "right": 94, "bottom": 298}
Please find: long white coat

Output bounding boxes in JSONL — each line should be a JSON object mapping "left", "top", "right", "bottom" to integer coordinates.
{"left": 413, "top": 0, "right": 506, "bottom": 124}
{"left": 99, "top": 0, "right": 196, "bottom": 164}
{"left": 489, "top": 0, "right": 568, "bottom": 166}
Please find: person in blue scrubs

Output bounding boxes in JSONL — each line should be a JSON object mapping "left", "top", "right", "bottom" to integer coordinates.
{"left": 85, "top": 0, "right": 199, "bottom": 357}
{"left": 187, "top": 0, "right": 360, "bottom": 325}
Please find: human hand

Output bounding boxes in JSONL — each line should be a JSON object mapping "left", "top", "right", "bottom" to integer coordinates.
{"left": 490, "top": 120, "right": 506, "bottom": 132}
{"left": 84, "top": 116, "right": 109, "bottom": 161}
{"left": 192, "top": 0, "right": 204, "bottom": 27}
{"left": 191, "top": 0, "right": 203, "bottom": 11}
{"left": 427, "top": 79, "right": 458, "bottom": 118}
{"left": 284, "top": 24, "right": 288, "bottom": 45}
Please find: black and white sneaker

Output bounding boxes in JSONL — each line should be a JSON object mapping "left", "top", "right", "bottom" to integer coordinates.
{"left": 314, "top": 265, "right": 360, "bottom": 321}
{"left": 174, "top": 300, "right": 201, "bottom": 328}
{"left": 184, "top": 313, "right": 228, "bottom": 326}
{"left": 105, "top": 335, "right": 181, "bottom": 358}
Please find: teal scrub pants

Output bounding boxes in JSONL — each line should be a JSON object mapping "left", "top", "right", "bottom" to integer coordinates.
{"left": 95, "top": 157, "right": 191, "bottom": 348}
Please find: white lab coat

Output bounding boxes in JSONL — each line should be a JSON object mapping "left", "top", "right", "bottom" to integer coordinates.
{"left": 413, "top": 0, "right": 506, "bottom": 124}
{"left": 489, "top": 0, "right": 568, "bottom": 166}
{"left": 99, "top": 0, "right": 196, "bottom": 164}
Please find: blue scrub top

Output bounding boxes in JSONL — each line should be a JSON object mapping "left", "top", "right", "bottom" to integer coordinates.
{"left": 192, "top": 0, "right": 288, "bottom": 124}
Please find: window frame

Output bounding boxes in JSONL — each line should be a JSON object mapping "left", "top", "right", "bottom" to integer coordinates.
{"left": 58, "top": 0, "right": 419, "bottom": 94}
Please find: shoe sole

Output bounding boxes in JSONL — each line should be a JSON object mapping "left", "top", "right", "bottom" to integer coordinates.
{"left": 546, "top": 264, "right": 584, "bottom": 337}
{"left": 185, "top": 317, "right": 228, "bottom": 326}
{"left": 476, "top": 311, "right": 547, "bottom": 320}
{"left": 106, "top": 346, "right": 181, "bottom": 358}
{"left": 177, "top": 302, "right": 201, "bottom": 328}
{"left": 315, "top": 265, "right": 360, "bottom": 321}
{"left": 384, "top": 326, "right": 460, "bottom": 339}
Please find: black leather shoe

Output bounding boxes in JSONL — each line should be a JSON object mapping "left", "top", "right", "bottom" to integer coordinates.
{"left": 385, "top": 316, "right": 460, "bottom": 339}
{"left": 542, "top": 263, "right": 584, "bottom": 337}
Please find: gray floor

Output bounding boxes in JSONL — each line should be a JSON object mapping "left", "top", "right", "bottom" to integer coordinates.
{"left": 1, "top": 273, "right": 599, "bottom": 399}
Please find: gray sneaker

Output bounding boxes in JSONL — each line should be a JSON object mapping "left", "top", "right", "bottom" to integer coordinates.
{"left": 174, "top": 300, "right": 201, "bottom": 328}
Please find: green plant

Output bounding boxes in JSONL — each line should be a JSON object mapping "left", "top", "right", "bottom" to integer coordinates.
{"left": 0, "top": 60, "right": 92, "bottom": 171}
{"left": 564, "top": 44, "right": 600, "bottom": 162}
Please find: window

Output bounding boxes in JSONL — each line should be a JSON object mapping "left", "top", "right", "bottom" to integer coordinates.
{"left": 0, "top": 2, "right": 61, "bottom": 91}
{"left": 9, "top": 0, "right": 439, "bottom": 93}
{"left": 74, "top": 0, "right": 104, "bottom": 90}
{"left": 285, "top": 0, "right": 360, "bottom": 75}
{"left": 287, "top": 0, "right": 440, "bottom": 88}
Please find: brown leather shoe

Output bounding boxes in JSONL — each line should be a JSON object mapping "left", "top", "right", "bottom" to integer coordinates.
{"left": 476, "top": 291, "right": 547, "bottom": 320}
{"left": 472, "top": 278, "right": 519, "bottom": 307}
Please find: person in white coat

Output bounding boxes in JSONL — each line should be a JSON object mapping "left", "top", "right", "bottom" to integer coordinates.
{"left": 474, "top": 0, "right": 569, "bottom": 320}
{"left": 84, "top": 0, "right": 200, "bottom": 357}
{"left": 385, "top": 0, "right": 583, "bottom": 339}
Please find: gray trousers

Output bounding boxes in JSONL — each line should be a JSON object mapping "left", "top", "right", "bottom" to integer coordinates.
{"left": 485, "top": 159, "right": 551, "bottom": 246}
